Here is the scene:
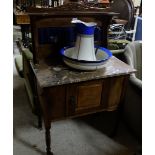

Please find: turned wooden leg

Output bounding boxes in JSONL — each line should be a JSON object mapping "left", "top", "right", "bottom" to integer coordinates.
{"left": 34, "top": 95, "right": 42, "bottom": 130}
{"left": 37, "top": 86, "right": 53, "bottom": 155}
{"left": 45, "top": 126, "right": 53, "bottom": 155}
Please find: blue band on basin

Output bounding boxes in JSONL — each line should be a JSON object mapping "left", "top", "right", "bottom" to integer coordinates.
{"left": 60, "top": 46, "right": 112, "bottom": 64}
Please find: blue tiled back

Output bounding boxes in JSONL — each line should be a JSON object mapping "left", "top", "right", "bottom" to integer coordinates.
{"left": 38, "top": 27, "right": 102, "bottom": 46}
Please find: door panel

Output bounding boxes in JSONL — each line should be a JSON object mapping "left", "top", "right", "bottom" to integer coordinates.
{"left": 66, "top": 80, "right": 103, "bottom": 116}
{"left": 76, "top": 83, "right": 102, "bottom": 111}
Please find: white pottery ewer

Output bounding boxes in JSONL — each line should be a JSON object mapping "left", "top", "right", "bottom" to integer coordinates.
{"left": 71, "top": 18, "right": 97, "bottom": 61}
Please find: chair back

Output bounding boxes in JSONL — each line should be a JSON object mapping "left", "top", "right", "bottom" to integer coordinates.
{"left": 124, "top": 41, "right": 142, "bottom": 80}
{"left": 110, "top": 0, "right": 135, "bottom": 30}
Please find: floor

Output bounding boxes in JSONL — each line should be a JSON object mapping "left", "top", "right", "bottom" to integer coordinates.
{"left": 13, "top": 26, "right": 141, "bottom": 155}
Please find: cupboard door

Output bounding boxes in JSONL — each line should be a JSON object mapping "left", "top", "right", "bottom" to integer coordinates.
{"left": 77, "top": 82, "right": 102, "bottom": 111}
{"left": 67, "top": 80, "right": 103, "bottom": 116}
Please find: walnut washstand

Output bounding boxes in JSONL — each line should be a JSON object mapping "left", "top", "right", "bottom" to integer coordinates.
{"left": 27, "top": 4, "right": 135, "bottom": 155}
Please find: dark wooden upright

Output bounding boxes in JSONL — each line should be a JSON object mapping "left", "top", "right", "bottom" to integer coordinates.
{"left": 26, "top": 3, "right": 135, "bottom": 155}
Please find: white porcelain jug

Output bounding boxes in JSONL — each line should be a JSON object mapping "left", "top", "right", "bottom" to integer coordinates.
{"left": 71, "top": 18, "right": 97, "bottom": 61}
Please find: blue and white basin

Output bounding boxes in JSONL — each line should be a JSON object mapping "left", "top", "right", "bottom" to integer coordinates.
{"left": 60, "top": 46, "right": 112, "bottom": 71}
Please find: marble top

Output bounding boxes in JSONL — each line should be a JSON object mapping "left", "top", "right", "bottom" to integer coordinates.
{"left": 30, "top": 56, "right": 136, "bottom": 88}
